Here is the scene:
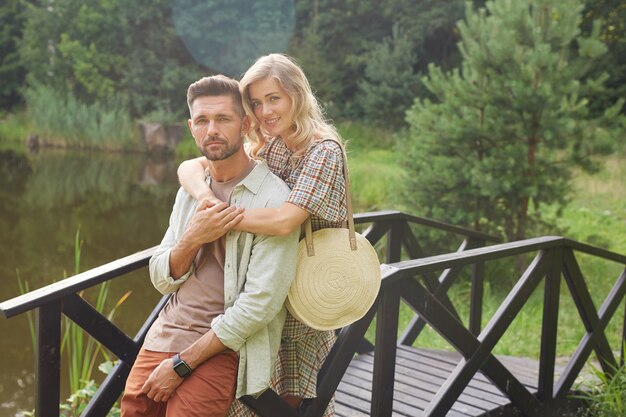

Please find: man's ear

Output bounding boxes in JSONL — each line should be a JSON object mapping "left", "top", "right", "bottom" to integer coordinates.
{"left": 187, "top": 119, "right": 193, "bottom": 135}
{"left": 241, "top": 115, "right": 251, "bottom": 135}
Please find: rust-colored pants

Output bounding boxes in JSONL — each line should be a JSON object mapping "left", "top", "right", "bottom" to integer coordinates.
{"left": 121, "top": 349, "right": 238, "bottom": 417}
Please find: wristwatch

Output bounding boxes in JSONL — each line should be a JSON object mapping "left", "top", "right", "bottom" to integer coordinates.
{"left": 172, "top": 353, "right": 193, "bottom": 378}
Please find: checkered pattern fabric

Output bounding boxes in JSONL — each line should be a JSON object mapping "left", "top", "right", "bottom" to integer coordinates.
{"left": 226, "top": 313, "right": 336, "bottom": 416}
{"left": 225, "top": 137, "right": 346, "bottom": 416}
{"left": 260, "top": 137, "right": 347, "bottom": 232}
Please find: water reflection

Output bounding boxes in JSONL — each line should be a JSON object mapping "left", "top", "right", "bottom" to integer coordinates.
{"left": 0, "top": 146, "right": 181, "bottom": 415}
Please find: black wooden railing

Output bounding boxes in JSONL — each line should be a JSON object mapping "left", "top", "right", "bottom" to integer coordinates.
{"left": 267, "top": 235, "right": 625, "bottom": 417}
{"left": 3, "top": 210, "right": 625, "bottom": 416}
{"left": 0, "top": 210, "right": 496, "bottom": 417}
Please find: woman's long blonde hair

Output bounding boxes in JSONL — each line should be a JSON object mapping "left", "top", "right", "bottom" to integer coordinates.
{"left": 240, "top": 54, "right": 342, "bottom": 158}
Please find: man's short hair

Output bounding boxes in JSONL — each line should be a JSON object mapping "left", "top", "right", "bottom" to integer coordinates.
{"left": 187, "top": 75, "right": 244, "bottom": 117}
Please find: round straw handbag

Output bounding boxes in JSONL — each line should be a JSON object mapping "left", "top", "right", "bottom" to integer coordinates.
{"left": 285, "top": 140, "right": 381, "bottom": 331}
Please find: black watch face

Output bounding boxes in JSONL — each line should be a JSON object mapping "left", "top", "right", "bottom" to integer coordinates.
{"left": 174, "top": 361, "right": 191, "bottom": 377}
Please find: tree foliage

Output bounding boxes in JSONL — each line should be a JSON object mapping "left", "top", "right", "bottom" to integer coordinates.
{"left": 19, "top": 0, "right": 205, "bottom": 117}
{"left": 402, "top": 0, "right": 625, "bottom": 242}
{"left": 289, "top": 0, "right": 468, "bottom": 118}
{"left": 581, "top": 0, "right": 626, "bottom": 115}
{"left": 0, "top": 0, "right": 26, "bottom": 110}
{"left": 356, "top": 24, "right": 420, "bottom": 128}
{"left": 3, "top": 0, "right": 625, "bottom": 129}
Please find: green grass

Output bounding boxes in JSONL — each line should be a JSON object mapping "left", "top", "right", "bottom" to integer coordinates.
{"left": 348, "top": 148, "right": 407, "bottom": 212}
{"left": 340, "top": 121, "right": 408, "bottom": 212}
{"left": 0, "top": 110, "right": 31, "bottom": 144}
{"left": 574, "top": 358, "right": 626, "bottom": 417}
{"left": 24, "top": 85, "right": 137, "bottom": 150}
{"left": 546, "top": 152, "right": 626, "bottom": 253}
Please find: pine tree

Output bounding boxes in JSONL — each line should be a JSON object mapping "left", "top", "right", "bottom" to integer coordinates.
{"left": 357, "top": 24, "right": 421, "bottom": 128}
{"left": 0, "top": 0, "right": 26, "bottom": 110}
{"left": 402, "top": 0, "right": 624, "bottom": 242}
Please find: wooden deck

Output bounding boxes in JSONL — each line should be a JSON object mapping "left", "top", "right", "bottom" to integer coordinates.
{"left": 335, "top": 346, "right": 555, "bottom": 417}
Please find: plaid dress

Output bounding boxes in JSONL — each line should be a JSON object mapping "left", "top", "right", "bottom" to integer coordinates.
{"left": 227, "top": 137, "right": 347, "bottom": 417}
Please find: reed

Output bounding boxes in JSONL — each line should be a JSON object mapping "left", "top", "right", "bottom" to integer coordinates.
{"left": 24, "top": 85, "right": 136, "bottom": 150}
{"left": 0, "top": 111, "right": 31, "bottom": 144}
{"left": 18, "top": 227, "right": 130, "bottom": 416}
{"left": 62, "top": 228, "right": 131, "bottom": 398}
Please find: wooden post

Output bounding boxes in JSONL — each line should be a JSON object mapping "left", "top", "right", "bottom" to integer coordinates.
{"left": 538, "top": 246, "right": 562, "bottom": 412}
{"left": 35, "top": 302, "right": 62, "bottom": 417}
{"left": 371, "top": 285, "right": 400, "bottom": 417}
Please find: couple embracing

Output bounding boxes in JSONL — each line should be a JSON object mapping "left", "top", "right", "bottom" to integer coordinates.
{"left": 121, "top": 54, "right": 348, "bottom": 417}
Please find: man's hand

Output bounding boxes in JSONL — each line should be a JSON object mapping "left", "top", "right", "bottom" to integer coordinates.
{"left": 169, "top": 202, "right": 243, "bottom": 279}
{"left": 184, "top": 202, "right": 244, "bottom": 246}
{"left": 141, "top": 357, "right": 184, "bottom": 402}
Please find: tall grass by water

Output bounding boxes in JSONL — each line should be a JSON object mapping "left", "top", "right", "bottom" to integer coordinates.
{"left": 0, "top": 111, "right": 31, "bottom": 144}
{"left": 24, "top": 85, "right": 135, "bottom": 150}
{"left": 18, "top": 228, "right": 128, "bottom": 416}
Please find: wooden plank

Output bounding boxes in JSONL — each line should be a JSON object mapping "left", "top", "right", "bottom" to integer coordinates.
{"left": 334, "top": 345, "right": 570, "bottom": 417}
{"left": 340, "top": 378, "right": 428, "bottom": 416}
{"left": 395, "top": 347, "right": 504, "bottom": 387}
{"left": 82, "top": 361, "right": 131, "bottom": 417}
{"left": 386, "top": 236, "right": 563, "bottom": 283}
{"left": 342, "top": 358, "right": 477, "bottom": 416}
{"left": 562, "top": 249, "right": 617, "bottom": 372}
{"left": 341, "top": 367, "right": 433, "bottom": 412}
{"left": 564, "top": 238, "right": 626, "bottom": 264}
{"left": 0, "top": 247, "right": 156, "bottom": 319}
{"left": 391, "top": 357, "right": 509, "bottom": 407}
{"left": 353, "top": 210, "right": 499, "bottom": 242}
{"left": 397, "top": 276, "right": 543, "bottom": 417}
{"left": 401, "top": 347, "right": 542, "bottom": 398}
{"left": 555, "top": 268, "right": 626, "bottom": 400}
{"left": 334, "top": 400, "right": 369, "bottom": 417}
{"left": 347, "top": 355, "right": 500, "bottom": 413}
{"left": 335, "top": 386, "right": 374, "bottom": 415}
{"left": 537, "top": 247, "right": 562, "bottom": 411}
{"left": 62, "top": 293, "right": 139, "bottom": 365}
{"left": 405, "top": 348, "right": 540, "bottom": 389}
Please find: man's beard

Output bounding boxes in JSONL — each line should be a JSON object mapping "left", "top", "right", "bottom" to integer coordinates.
{"left": 198, "top": 136, "right": 240, "bottom": 161}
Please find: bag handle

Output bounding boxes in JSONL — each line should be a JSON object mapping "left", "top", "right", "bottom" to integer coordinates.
{"left": 304, "top": 139, "right": 356, "bottom": 256}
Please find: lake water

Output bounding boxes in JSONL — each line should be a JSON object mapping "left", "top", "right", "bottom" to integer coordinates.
{"left": 0, "top": 143, "right": 182, "bottom": 415}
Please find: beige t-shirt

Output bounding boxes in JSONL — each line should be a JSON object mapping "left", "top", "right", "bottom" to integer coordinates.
{"left": 144, "top": 160, "right": 255, "bottom": 352}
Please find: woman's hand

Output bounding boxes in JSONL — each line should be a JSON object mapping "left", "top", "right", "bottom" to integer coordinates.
{"left": 197, "top": 189, "right": 224, "bottom": 210}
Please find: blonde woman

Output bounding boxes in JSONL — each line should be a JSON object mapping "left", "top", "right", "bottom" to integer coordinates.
{"left": 178, "top": 54, "right": 346, "bottom": 416}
